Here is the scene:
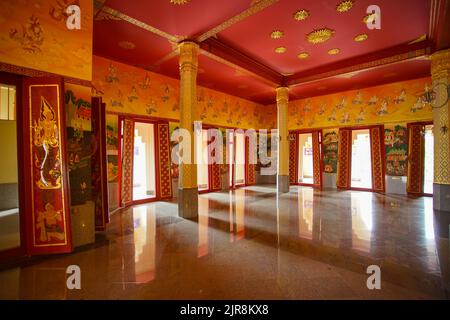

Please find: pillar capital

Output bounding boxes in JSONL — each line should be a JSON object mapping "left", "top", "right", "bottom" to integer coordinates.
{"left": 276, "top": 86, "right": 289, "bottom": 104}
{"left": 178, "top": 41, "right": 199, "bottom": 73}
{"left": 431, "top": 49, "right": 450, "bottom": 81}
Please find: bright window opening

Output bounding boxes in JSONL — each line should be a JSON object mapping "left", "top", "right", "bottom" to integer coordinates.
{"left": 423, "top": 125, "right": 434, "bottom": 194}
{"left": 351, "top": 129, "right": 372, "bottom": 189}
{"left": 298, "top": 133, "right": 314, "bottom": 184}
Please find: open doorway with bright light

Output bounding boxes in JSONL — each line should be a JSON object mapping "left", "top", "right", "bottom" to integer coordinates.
{"left": 423, "top": 124, "right": 434, "bottom": 195}
{"left": 132, "top": 122, "right": 156, "bottom": 202}
{"left": 234, "top": 131, "right": 246, "bottom": 187}
{"left": 197, "top": 128, "right": 209, "bottom": 192}
{"left": 350, "top": 129, "right": 372, "bottom": 189}
{"left": 298, "top": 133, "right": 314, "bottom": 185}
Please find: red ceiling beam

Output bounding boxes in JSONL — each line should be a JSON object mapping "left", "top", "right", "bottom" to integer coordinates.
{"left": 429, "top": 0, "right": 450, "bottom": 51}
{"left": 286, "top": 41, "right": 431, "bottom": 87}
{"left": 200, "top": 37, "right": 282, "bottom": 86}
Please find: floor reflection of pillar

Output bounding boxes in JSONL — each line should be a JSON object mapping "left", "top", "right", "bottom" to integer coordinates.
{"left": 434, "top": 209, "right": 450, "bottom": 297}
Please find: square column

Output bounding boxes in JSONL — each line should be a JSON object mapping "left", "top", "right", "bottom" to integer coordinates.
{"left": 178, "top": 41, "right": 199, "bottom": 219}
{"left": 276, "top": 87, "right": 290, "bottom": 193}
{"left": 431, "top": 49, "right": 450, "bottom": 212}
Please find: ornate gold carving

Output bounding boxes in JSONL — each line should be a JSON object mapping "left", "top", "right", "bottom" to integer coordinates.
{"left": 275, "top": 46, "right": 286, "bottom": 53}
{"left": 328, "top": 48, "right": 340, "bottom": 55}
{"left": 178, "top": 41, "right": 199, "bottom": 73}
{"left": 170, "top": 0, "right": 189, "bottom": 4}
{"left": 306, "top": 28, "right": 335, "bottom": 44}
{"left": 271, "top": 30, "right": 284, "bottom": 39}
{"left": 276, "top": 87, "right": 289, "bottom": 103}
{"left": 354, "top": 34, "right": 368, "bottom": 42}
{"left": 196, "top": 0, "right": 279, "bottom": 42}
{"left": 33, "top": 97, "right": 61, "bottom": 190}
{"left": 336, "top": 0, "right": 354, "bottom": 13}
{"left": 431, "top": 49, "right": 450, "bottom": 184}
{"left": 100, "top": 6, "right": 180, "bottom": 42}
{"left": 297, "top": 52, "right": 309, "bottom": 59}
{"left": 293, "top": 9, "right": 309, "bottom": 21}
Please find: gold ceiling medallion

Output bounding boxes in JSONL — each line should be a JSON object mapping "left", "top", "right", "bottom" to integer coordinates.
{"left": 336, "top": 0, "right": 354, "bottom": 13}
{"left": 354, "top": 34, "right": 368, "bottom": 42}
{"left": 118, "top": 41, "right": 136, "bottom": 49}
{"left": 294, "top": 9, "right": 309, "bottom": 21}
{"left": 306, "top": 28, "right": 335, "bottom": 44}
{"left": 270, "top": 30, "right": 284, "bottom": 39}
{"left": 170, "top": 0, "right": 189, "bottom": 5}
{"left": 275, "top": 46, "right": 286, "bottom": 53}
{"left": 297, "top": 52, "right": 309, "bottom": 59}
{"left": 328, "top": 48, "right": 340, "bottom": 55}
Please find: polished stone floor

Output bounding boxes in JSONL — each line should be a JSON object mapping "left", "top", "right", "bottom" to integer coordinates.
{"left": 0, "top": 186, "right": 449, "bottom": 299}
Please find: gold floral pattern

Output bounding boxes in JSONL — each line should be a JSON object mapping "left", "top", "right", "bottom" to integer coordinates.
{"left": 354, "top": 34, "right": 368, "bottom": 42}
{"left": 275, "top": 46, "right": 286, "bottom": 53}
{"left": 297, "top": 52, "right": 309, "bottom": 59}
{"left": 270, "top": 30, "right": 284, "bottom": 39}
{"left": 293, "top": 9, "right": 309, "bottom": 21}
{"left": 336, "top": 0, "right": 354, "bottom": 13}
{"left": 328, "top": 48, "right": 340, "bottom": 55}
{"left": 306, "top": 28, "right": 335, "bottom": 44}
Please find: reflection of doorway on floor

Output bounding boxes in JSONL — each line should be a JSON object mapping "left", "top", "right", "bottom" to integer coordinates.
{"left": 298, "top": 133, "right": 314, "bottom": 184}
{"left": 423, "top": 125, "right": 434, "bottom": 195}
{"left": 0, "top": 82, "right": 20, "bottom": 252}
{"left": 351, "top": 129, "right": 372, "bottom": 189}
{"left": 133, "top": 122, "right": 156, "bottom": 201}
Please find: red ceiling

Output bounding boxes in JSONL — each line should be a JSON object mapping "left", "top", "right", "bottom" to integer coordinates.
{"left": 218, "top": 0, "right": 430, "bottom": 75}
{"left": 92, "top": 0, "right": 443, "bottom": 105}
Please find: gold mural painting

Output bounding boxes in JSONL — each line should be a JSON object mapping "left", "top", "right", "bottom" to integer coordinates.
{"left": 0, "top": 0, "right": 93, "bottom": 80}
{"left": 283, "top": 77, "right": 433, "bottom": 130}
{"left": 92, "top": 55, "right": 269, "bottom": 129}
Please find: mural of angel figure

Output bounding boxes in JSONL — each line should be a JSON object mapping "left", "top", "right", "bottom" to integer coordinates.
{"left": 303, "top": 100, "right": 312, "bottom": 112}
{"left": 105, "top": 63, "right": 119, "bottom": 83}
{"left": 222, "top": 101, "right": 229, "bottom": 113}
{"left": 394, "top": 89, "right": 406, "bottom": 104}
{"left": 111, "top": 89, "right": 124, "bottom": 108}
{"left": 410, "top": 97, "right": 425, "bottom": 112}
{"left": 207, "top": 96, "right": 214, "bottom": 108}
{"left": 161, "top": 85, "right": 170, "bottom": 102}
{"left": 139, "top": 73, "right": 151, "bottom": 89}
{"left": 367, "top": 95, "right": 378, "bottom": 106}
{"left": 200, "top": 106, "right": 207, "bottom": 120}
{"left": 128, "top": 85, "right": 138, "bottom": 103}
{"left": 355, "top": 107, "right": 365, "bottom": 123}
{"left": 340, "top": 112, "right": 350, "bottom": 124}
{"left": 376, "top": 98, "right": 389, "bottom": 116}
{"left": 328, "top": 108, "right": 337, "bottom": 121}
{"left": 146, "top": 100, "right": 157, "bottom": 115}
{"left": 336, "top": 96, "right": 346, "bottom": 109}
{"left": 172, "top": 103, "right": 179, "bottom": 112}
{"left": 318, "top": 103, "right": 326, "bottom": 115}
{"left": 308, "top": 114, "right": 316, "bottom": 127}
{"left": 352, "top": 91, "right": 363, "bottom": 105}
{"left": 227, "top": 112, "right": 233, "bottom": 124}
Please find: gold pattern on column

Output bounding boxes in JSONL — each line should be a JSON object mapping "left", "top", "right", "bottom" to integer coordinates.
{"left": 178, "top": 41, "right": 199, "bottom": 189}
{"left": 276, "top": 87, "right": 289, "bottom": 176}
{"left": 430, "top": 49, "right": 450, "bottom": 185}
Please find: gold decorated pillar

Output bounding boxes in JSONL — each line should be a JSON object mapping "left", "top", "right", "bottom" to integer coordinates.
{"left": 276, "top": 86, "right": 290, "bottom": 193}
{"left": 178, "top": 41, "right": 199, "bottom": 218}
{"left": 431, "top": 49, "right": 450, "bottom": 212}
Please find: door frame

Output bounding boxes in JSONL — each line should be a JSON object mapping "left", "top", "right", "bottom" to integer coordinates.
{"left": 345, "top": 124, "right": 385, "bottom": 192}
{"left": 289, "top": 129, "right": 323, "bottom": 188}
{"left": 0, "top": 72, "right": 26, "bottom": 262}
{"left": 117, "top": 116, "right": 162, "bottom": 206}
{"left": 407, "top": 120, "right": 434, "bottom": 197}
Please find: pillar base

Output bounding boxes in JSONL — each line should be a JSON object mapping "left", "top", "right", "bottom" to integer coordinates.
{"left": 277, "top": 175, "right": 289, "bottom": 193}
{"left": 178, "top": 187, "right": 198, "bottom": 219}
{"left": 433, "top": 183, "right": 450, "bottom": 212}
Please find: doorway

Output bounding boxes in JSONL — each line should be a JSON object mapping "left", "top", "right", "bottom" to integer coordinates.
{"left": 297, "top": 133, "right": 314, "bottom": 185}
{"left": 132, "top": 122, "right": 156, "bottom": 202}
{"left": 0, "top": 73, "right": 24, "bottom": 259}
{"left": 350, "top": 129, "right": 373, "bottom": 189}
{"left": 197, "top": 128, "right": 210, "bottom": 192}
{"left": 234, "top": 131, "right": 246, "bottom": 187}
{"left": 423, "top": 124, "right": 434, "bottom": 195}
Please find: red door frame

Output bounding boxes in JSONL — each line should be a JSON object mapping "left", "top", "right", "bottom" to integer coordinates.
{"left": 407, "top": 121, "right": 434, "bottom": 197}
{"left": 289, "top": 129, "right": 323, "bottom": 189}
{"left": 117, "top": 116, "right": 163, "bottom": 206}
{"left": 343, "top": 124, "right": 386, "bottom": 192}
{"left": 0, "top": 72, "right": 26, "bottom": 262}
